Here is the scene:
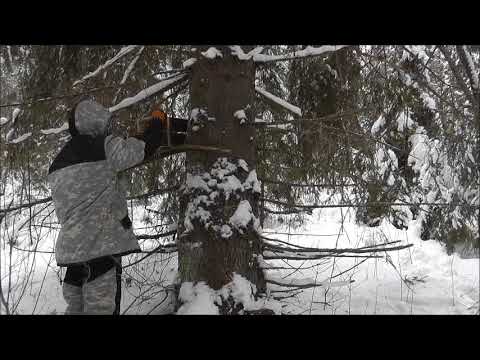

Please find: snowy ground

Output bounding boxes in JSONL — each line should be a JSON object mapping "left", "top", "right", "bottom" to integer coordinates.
{"left": 262, "top": 209, "right": 479, "bottom": 315}
{"left": 1, "top": 205, "right": 478, "bottom": 315}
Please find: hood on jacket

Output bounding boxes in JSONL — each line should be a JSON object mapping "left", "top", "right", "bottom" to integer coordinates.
{"left": 69, "top": 99, "right": 112, "bottom": 137}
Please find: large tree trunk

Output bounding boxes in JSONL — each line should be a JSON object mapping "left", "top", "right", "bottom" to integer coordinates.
{"left": 176, "top": 46, "right": 267, "bottom": 313}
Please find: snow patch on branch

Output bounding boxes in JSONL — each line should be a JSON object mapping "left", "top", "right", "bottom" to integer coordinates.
{"left": 201, "top": 47, "right": 223, "bottom": 59}
{"left": 234, "top": 109, "right": 247, "bottom": 124}
{"left": 190, "top": 108, "right": 215, "bottom": 131}
{"left": 183, "top": 58, "right": 197, "bottom": 68}
{"left": 109, "top": 73, "right": 187, "bottom": 113}
{"left": 210, "top": 157, "right": 238, "bottom": 179}
{"left": 40, "top": 122, "right": 69, "bottom": 135}
{"left": 12, "top": 108, "right": 21, "bottom": 124}
{"left": 396, "top": 111, "right": 414, "bottom": 132}
{"left": 183, "top": 158, "right": 261, "bottom": 236}
{"left": 244, "top": 170, "right": 261, "bottom": 193}
{"left": 186, "top": 173, "right": 211, "bottom": 193}
{"left": 0, "top": 117, "right": 8, "bottom": 126}
{"left": 229, "top": 200, "right": 258, "bottom": 234}
{"left": 420, "top": 92, "right": 437, "bottom": 111}
{"left": 238, "top": 159, "right": 249, "bottom": 172}
{"left": 255, "top": 86, "right": 302, "bottom": 116}
{"left": 9, "top": 132, "right": 32, "bottom": 144}
{"left": 230, "top": 46, "right": 264, "bottom": 60}
{"left": 217, "top": 175, "right": 243, "bottom": 201}
{"left": 210, "top": 158, "right": 261, "bottom": 198}
{"left": 220, "top": 224, "right": 233, "bottom": 239}
{"left": 374, "top": 148, "right": 398, "bottom": 179}
{"left": 371, "top": 115, "right": 385, "bottom": 135}
{"left": 404, "top": 45, "right": 429, "bottom": 63}
{"left": 184, "top": 195, "right": 213, "bottom": 232}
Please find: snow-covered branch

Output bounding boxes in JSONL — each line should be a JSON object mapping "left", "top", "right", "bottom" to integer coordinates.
{"left": 253, "top": 45, "right": 348, "bottom": 63}
{"left": 8, "top": 132, "right": 32, "bottom": 144}
{"left": 40, "top": 123, "right": 69, "bottom": 135}
{"left": 457, "top": 45, "right": 479, "bottom": 91}
{"left": 109, "top": 73, "right": 188, "bottom": 113}
{"left": 120, "top": 46, "right": 144, "bottom": 85}
{"left": 112, "top": 46, "right": 145, "bottom": 104}
{"left": 255, "top": 86, "right": 302, "bottom": 116}
{"left": 72, "top": 45, "right": 139, "bottom": 87}
{"left": 230, "top": 46, "right": 264, "bottom": 60}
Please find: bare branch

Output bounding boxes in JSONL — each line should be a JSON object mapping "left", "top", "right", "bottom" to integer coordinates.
{"left": 0, "top": 185, "right": 180, "bottom": 216}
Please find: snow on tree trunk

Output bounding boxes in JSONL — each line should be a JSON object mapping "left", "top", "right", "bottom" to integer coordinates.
{"left": 176, "top": 47, "right": 268, "bottom": 314}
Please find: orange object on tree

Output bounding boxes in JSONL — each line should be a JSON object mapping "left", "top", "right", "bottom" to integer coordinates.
{"left": 151, "top": 110, "right": 168, "bottom": 124}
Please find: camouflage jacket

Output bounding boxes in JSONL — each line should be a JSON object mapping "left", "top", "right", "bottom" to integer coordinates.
{"left": 48, "top": 134, "right": 145, "bottom": 266}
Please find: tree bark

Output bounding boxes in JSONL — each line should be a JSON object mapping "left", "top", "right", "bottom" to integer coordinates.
{"left": 176, "top": 47, "right": 266, "bottom": 312}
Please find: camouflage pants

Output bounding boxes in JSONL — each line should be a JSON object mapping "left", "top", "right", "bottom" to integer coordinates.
{"left": 62, "top": 256, "right": 122, "bottom": 315}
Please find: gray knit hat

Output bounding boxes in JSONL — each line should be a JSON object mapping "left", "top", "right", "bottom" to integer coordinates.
{"left": 74, "top": 100, "right": 112, "bottom": 137}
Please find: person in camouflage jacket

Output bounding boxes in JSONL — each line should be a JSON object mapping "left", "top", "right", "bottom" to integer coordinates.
{"left": 48, "top": 99, "right": 172, "bottom": 315}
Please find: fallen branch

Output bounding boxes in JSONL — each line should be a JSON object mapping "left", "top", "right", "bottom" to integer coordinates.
{"left": 263, "top": 242, "right": 412, "bottom": 255}
{"left": 263, "top": 253, "right": 383, "bottom": 261}
{"left": 266, "top": 278, "right": 354, "bottom": 289}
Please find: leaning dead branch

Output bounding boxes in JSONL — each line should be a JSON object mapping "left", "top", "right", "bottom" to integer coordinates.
{"left": 263, "top": 241, "right": 412, "bottom": 255}
{"left": 266, "top": 278, "right": 354, "bottom": 290}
